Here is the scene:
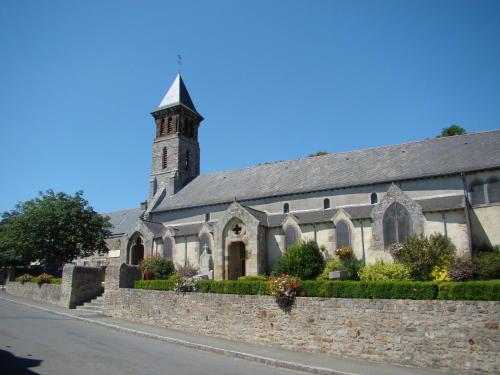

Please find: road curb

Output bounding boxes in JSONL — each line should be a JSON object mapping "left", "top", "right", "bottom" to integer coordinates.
{"left": 0, "top": 295, "right": 356, "bottom": 375}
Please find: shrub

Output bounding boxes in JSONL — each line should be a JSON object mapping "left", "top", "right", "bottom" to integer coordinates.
{"left": 272, "top": 240, "right": 325, "bottom": 280}
{"left": 473, "top": 252, "right": 500, "bottom": 280}
{"left": 341, "top": 256, "right": 363, "bottom": 280}
{"left": 317, "top": 258, "right": 345, "bottom": 280}
{"left": 16, "top": 274, "right": 34, "bottom": 284}
{"left": 197, "top": 280, "right": 270, "bottom": 295}
{"left": 134, "top": 279, "right": 176, "bottom": 291}
{"left": 139, "top": 255, "right": 175, "bottom": 280}
{"left": 437, "top": 281, "right": 500, "bottom": 301}
{"left": 430, "top": 265, "right": 451, "bottom": 282}
{"left": 238, "top": 275, "right": 267, "bottom": 281}
{"left": 396, "top": 234, "right": 456, "bottom": 280}
{"left": 448, "top": 257, "right": 475, "bottom": 281}
{"left": 358, "top": 260, "right": 412, "bottom": 281}
{"left": 36, "top": 273, "right": 53, "bottom": 286}
{"left": 176, "top": 263, "right": 199, "bottom": 279}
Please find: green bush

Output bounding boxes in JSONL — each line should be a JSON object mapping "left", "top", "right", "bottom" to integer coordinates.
{"left": 139, "top": 255, "right": 175, "bottom": 279}
{"left": 16, "top": 274, "right": 34, "bottom": 283}
{"left": 301, "top": 280, "right": 437, "bottom": 299}
{"left": 341, "top": 256, "right": 363, "bottom": 280}
{"left": 238, "top": 275, "right": 267, "bottom": 282}
{"left": 317, "top": 258, "right": 345, "bottom": 280}
{"left": 396, "top": 234, "right": 456, "bottom": 280}
{"left": 437, "top": 281, "right": 500, "bottom": 301}
{"left": 448, "top": 257, "right": 475, "bottom": 281}
{"left": 473, "top": 252, "right": 500, "bottom": 280}
{"left": 272, "top": 240, "right": 325, "bottom": 280}
{"left": 197, "top": 280, "right": 270, "bottom": 295}
{"left": 134, "top": 279, "right": 176, "bottom": 291}
{"left": 358, "top": 260, "right": 412, "bottom": 281}
{"left": 36, "top": 273, "right": 53, "bottom": 285}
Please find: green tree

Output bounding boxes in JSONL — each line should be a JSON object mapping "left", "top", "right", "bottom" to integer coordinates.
{"left": 437, "top": 124, "right": 466, "bottom": 138}
{"left": 0, "top": 190, "right": 112, "bottom": 267}
{"left": 308, "top": 151, "right": 329, "bottom": 157}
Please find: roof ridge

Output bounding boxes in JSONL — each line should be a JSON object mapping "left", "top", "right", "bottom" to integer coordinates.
{"left": 194, "top": 129, "right": 500, "bottom": 178}
{"left": 102, "top": 207, "right": 142, "bottom": 215}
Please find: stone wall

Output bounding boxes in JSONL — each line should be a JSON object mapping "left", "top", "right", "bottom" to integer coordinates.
{"left": 104, "top": 288, "right": 499, "bottom": 374}
{"left": 5, "top": 264, "right": 104, "bottom": 309}
{"left": 5, "top": 281, "right": 62, "bottom": 305}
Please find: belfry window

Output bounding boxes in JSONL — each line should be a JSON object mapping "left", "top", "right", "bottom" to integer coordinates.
{"left": 336, "top": 220, "right": 350, "bottom": 249}
{"left": 383, "top": 202, "right": 411, "bottom": 248}
{"left": 167, "top": 117, "right": 173, "bottom": 133}
{"left": 371, "top": 193, "right": 378, "bottom": 204}
{"left": 162, "top": 147, "right": 168, "bottom": 169}
{"left": 323, "top": 198, "right": 330, "bottom": 209}
{"left": 159, "top": 119, "right": 165, "bottom": 136}
{"left": 283, "top": 203, "right": 290, "bottom": 214}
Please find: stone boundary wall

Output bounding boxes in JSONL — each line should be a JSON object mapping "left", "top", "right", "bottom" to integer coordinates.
{"left": 5, "top": 281, "right": 62, "bottom": 305}
{"left": 5, "top": 264, "right": 104, "bottom": 309}
{"left": 104, "top": 288, "right": 499, "bottom": 374}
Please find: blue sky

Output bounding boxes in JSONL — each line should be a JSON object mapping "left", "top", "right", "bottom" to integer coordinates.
{"left": 1, "top": 0, "right": 499, "bottom": 213}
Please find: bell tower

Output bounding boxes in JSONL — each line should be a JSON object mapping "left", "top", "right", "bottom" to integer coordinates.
{"left": 148, "top": 74, "right": 203, "bottom": 205}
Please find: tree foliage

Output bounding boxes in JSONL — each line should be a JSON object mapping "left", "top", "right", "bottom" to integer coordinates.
{"left": 437, "top": 124, "right": 466, "bottom": 138}
{"left": 0, "top": 190, "right": 112, "bottom": 267}
{"left": 272, "top": 240, "right": 325, "bottom": 280}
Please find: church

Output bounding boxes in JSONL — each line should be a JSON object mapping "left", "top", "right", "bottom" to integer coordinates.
{"left": 82, "top": 74, "right": 500, "bottom": 280}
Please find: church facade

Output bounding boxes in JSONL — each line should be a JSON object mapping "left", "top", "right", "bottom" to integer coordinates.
{"left": 88, "top": 74, "right": 500, "bottom": 280}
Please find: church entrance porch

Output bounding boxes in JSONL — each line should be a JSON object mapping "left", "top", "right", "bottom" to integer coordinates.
{"left": 130, "top": 237, "right": 144, "bottom": 265}
{"left": 227, "top": 241, "right": 246, "bottom": 280}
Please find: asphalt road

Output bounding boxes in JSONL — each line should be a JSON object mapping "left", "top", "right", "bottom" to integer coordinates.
{"left": 0, "top": 298, "right": 302, "bottom": 375}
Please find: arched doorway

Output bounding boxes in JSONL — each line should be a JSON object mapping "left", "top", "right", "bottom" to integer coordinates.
{"left": 130, "top": 237, "right": 144, "bottom": 265}
{"left": 228, "top": 241, "right": 246, "bottom": 280}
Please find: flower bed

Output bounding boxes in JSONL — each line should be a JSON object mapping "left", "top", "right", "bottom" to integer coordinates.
{"left": 134, "top": 279, "right": 500, "bottom": 300}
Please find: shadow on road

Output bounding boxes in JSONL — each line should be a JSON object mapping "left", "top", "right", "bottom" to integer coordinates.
{"left": 0, "top": 348, "right": 42, "bottom": 374}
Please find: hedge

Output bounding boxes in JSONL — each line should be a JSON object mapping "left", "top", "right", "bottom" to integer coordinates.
{"left": 134, "top": 279, "right": 500, "bottom": 301}
{"left": 14, "top": 276, "right": 62, "bottom": 285}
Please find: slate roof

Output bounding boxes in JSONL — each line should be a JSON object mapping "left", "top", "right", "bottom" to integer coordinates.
{"left": 103, "top": 208, "right": 144, "bottom": 236}
{"left": 156, "top": 74, "right": 198, "bottom": 114}
{"left": 153, "top": 130, "right": 500, "bottom": 213}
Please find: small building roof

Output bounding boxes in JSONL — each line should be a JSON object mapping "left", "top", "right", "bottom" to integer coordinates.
{"left": 152, "top": 130, "right": 500, "bottom": 213}
{"left": 103, "top": 208, "right": 144, "bottom": 236}
{"left": 156, "top": 74, "right": 198, "bottom": 113}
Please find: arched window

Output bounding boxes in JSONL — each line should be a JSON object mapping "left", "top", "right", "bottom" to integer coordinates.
{"left": 167, "top": 117, "right": 173, "bottom": 133}
{"left": 162, "top": 147, "right": 168, "bottom": 169}
{"left": 164, "top": 237, "right": 174, "bottom": 259}
{"left": 323, "top": 198, "right": 330, "bottom": 209}
{"left": 205, "top": 213, "right": 210, "bottom": 222}
{"left": 487, "top": 177, "right": 500, "bottom": 204}
{"left": 284, "top": 225, "right": 299, "bottom": 250}
{"left": 469, "top": 179, "right": 485, "bottom": 205}
{"left": 371, "top": 193, "right": 378, "bottom": 204}
{"left": 283, "top": 203, "right": 289, "bottom": 214}
{"left": 383, "top": 203, "right": 411, "bottom": 248}
{"left": 336, "top": 221, "right": 350, "bottom": 249}
{"left": 185, "top": 150, "right": 190, "bottom": 171}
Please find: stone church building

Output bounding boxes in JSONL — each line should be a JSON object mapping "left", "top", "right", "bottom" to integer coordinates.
{"left": 83, "top": 74, "right": 500, "bottom": 279}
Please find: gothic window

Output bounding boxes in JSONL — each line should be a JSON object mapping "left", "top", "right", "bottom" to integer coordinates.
{"left": 205, "top": 213, "right": 210, "bottom": 222}
{"left": 283, "top": 203, "right": 289, "bottom": 214}
{"left": 487, "top": 177, "right": 500, "bottom": 204}
{"left": 469, "top": 179, "right": 485, "bottom": 205}
{"left": 164, "top": 237, "right": 174, "bottom": 259}
{"left": 162, "top": 147, "right": 168, "bottom": 169}
{"left": 185, "top": 150, "right": 190, "bottom": 171}
{"left": 336, "top": 220, "right": 350, "bottom": 249}
{"left": 371, "top": 193, "right": 378, "bottom": 204}
{"left": 284, "top": 225, "right": 299, "bottom": 250}
{"left": 383, "top": 203, "right": 411, "bottom": 248}
{"left": 323, "top": 198, "right": 330, "bottom": 209}
{"left": 159, "top": 119, "right": 165, "bottom": 136}
{"left": 167, "top": 117, "right": 173, "bottom": 133}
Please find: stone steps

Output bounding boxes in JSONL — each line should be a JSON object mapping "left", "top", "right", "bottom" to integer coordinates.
{"left": 75, "top": 294, "right": 105, "bottom": 314}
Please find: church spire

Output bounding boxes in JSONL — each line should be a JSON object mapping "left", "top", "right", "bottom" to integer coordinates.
{"left": 157, "top": 74, "right": 198, "bottom": 114}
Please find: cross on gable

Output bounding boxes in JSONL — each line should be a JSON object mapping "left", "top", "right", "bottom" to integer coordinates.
{"left": 232, "top": 224, "right": 242, "bottom": 235}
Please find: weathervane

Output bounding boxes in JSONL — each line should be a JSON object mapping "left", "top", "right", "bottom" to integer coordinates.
{"left": 177, "top": 54, "right": 182, "bottom": 73}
